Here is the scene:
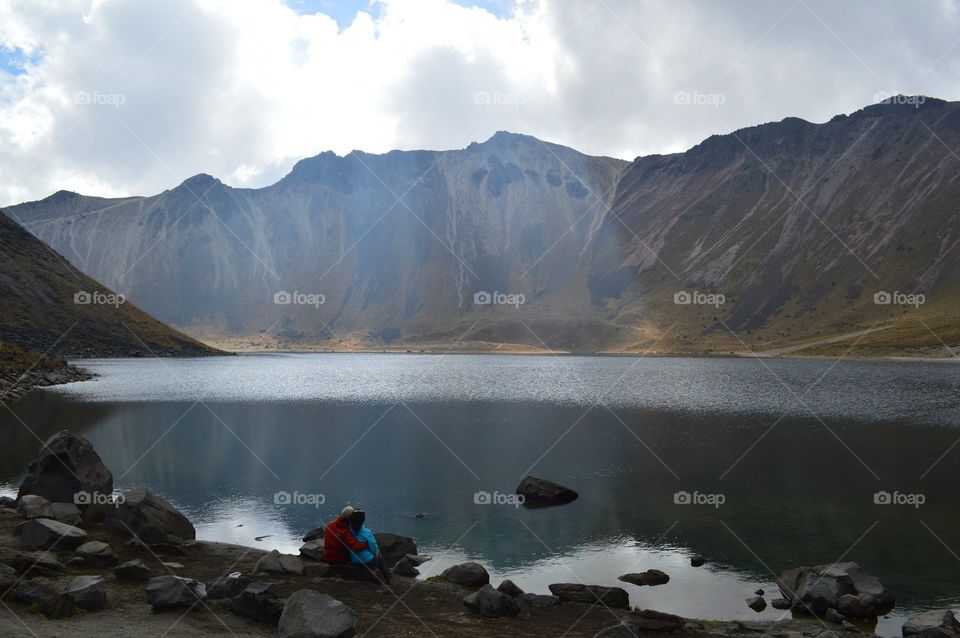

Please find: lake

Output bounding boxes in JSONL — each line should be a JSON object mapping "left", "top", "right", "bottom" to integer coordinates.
{"left": 2, "top": 353, "right": 959, "bottom": 636}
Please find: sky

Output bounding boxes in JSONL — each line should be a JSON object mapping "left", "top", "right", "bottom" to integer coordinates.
{"left": 0, "top": 0, "right": 958, "bottom": 204}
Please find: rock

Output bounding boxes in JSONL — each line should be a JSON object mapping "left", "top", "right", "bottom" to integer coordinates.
{"left": 14, "top": 577, "right": 74, "bottom": 618}
{"left": 17, "top": 430, "right": 113, "bottom": 507}
{"left": 0, "top": 564, "right": 16, "bottom": 597}
{"left": 520, "top": 593, "right": 560, "bottom": 607}
{"left": 497, "top": 579, "right": 524, "bottom": 597}
{"left": 278, "top": 589, "right": 358, "bottom": 638}
{"left": 162, "top": 562, "right": 185, "bottom": 569}
{"left": 825, "top": 608, "right": 845, "bottom": 624}
{"left": 15, "top": 517, "right": 87, "bottom": 550}
{"left": 104, "top": 488, "right": 195, "bottom": 545}
{"left": 300, "top": 540, "right": 325, "bottom": 561}
{"left": 392, "top": 557, "right": 419, "bottom": 578}
{"left": 463, "top": 584, "right": 521, "bottom": 618}
{"left": 595, "top": 609, "right": 686, "bottom": 636}
{"left": 771, "top": 597, "right": 792, "bottom": 610}
{"left": 65, "top": 575, "right": 106, "bottom": 610}
{"left": 17, "top": 494, "right": 54, "bottom": 519}
{"left": 50, "top": 502, "right": 83, "bottom": 526}
{"left": 373, "top": 532, "right": 417, "bottom": 566}
{"left": 746, "top": 596, "right": 767, "bottom": 612}
{"left": 516, "top": 475, "right": 578, "bottom": 506}
{"left": 145, "top": 575, "right": 207, "bottom": 611}
{"left": 690, "top": 554, "right": 706, "bottom": 567}
{"left": 0, "top": 495, "right": 15, "bottom": 509}
{"left": 778, "top": 562, "right": 894, "bottom": 618}
{"left": 114, "top": 559, "right": 151, "bottom": 582}
{"left": 255, "top": 549, "right": 305, "bottom": 575}
{"left": 66, "top": 556, "right": 86, "bottom": 567}
{"left": 3, "top": 550, "right": 67, "bottom": 577}
{"left": 406, "top": 554, "right": 431, "bottom": 566}
{"left": 548, "top": 583, "right": 630, "bottom": 608}
{"left": 302, "top": 526, "right": 324, "bottom": 542}
{"left": 229, "top": 581, "right": 284, "bottom": 625}
{"left": 755, "top": 588, "right": 765, "bottom": 596}
{"left": 902, "top": 609, "right": 960, "bottom": 638}
{"left": 75, "top": 540, "right": 118, "bottom": 567}
{"left": 618, "top": 569, "right": 670, "bottom": 586}
{"left": 207, "top": 573, "right": 248, "bottom": 601}
{"left": 441, "top": 562, "right": 490, "bottom": 589}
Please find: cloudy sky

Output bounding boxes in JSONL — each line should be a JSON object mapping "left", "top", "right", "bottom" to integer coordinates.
{"left": 0, "top": 0, "right": 958, "bottom": 204}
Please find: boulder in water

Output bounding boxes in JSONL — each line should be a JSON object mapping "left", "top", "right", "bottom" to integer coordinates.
{"left": 17, "top": 430, "right": 113, "bottom": 507}
{"left": 516, "top": 476, "right": 578, "bottom": 507}
{"left": 618, "top": 569, "right": 669, "bottom": 586}
{"left": 746, "top": 596, "right": 766, "bottom": 612}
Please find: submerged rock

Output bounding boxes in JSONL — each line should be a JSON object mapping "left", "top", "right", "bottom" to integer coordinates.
{"left": 279, "top": 589, "right": 358, "bottom": 638}
{"left": 516, "top": 476, "right": 578, "bottom": 506}
{"left": 441, "top": 562, "right": 489, "bottom": 589}
{"left": 902, "top": 609, "right": 960, "bottom": 638}
{"left": 105, "top": 489, "right": 195, "bottom": 545}
{"left": 618, "top": 569, "right": 670, "bottom": 586}
{"left": 17, "top": 430, "right": 113, "bottom": 507}
{"left": 548, "top": 583, "right": 629, "bottom": 608}
{"left": 463, "top": 584, "right": 521, "bottom": 618}
{"left": 690, "top": 554, "right": 706, "bottom": 567}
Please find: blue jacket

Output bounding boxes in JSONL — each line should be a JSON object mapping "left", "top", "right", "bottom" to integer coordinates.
{"left": 348, "top": 526, "right": 378, "bottom": 564}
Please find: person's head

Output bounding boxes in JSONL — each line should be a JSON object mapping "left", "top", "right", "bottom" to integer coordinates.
{"left": 349, "top": 509, "right": 366, "bottom": 532}
{"left": 340, "top": 505, "right": 355, "bottom": 521}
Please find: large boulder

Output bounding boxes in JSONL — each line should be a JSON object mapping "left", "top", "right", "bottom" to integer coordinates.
{"left": 373, "top": 533, "right": 417, "bottom": 566}
{"left": 15, "top": 518, "right": 87, "bottom": 550}
{"left": 618, "top": 569, "right": 669, "bottom": 586}
{"left": 17, "top": 430, "right": 113, "bottom": 506}
{"left": 104, "top": 489, "right": 195, "bottom": 545}
{"left": 441, "top": 562, "right": 490, "bottom": 589}
{"left": 279, "top": 589, "right": 358, "bottom": 638}
{"left": 516, "top": 476, "right": 578, "bottom": 507}
{"left": 75, "top": 540, "right": 118, "bottom": 567}
{"left": 778, "top": 562, "right": 894, "bottom": 618}
{"left": 903, "top": 610, "right": 960, "bottom": 638}
{"left": 14, "top": 577, "right": 74, "bottom": 618}
{"left": 548, "top": 583, "right": 630, "bottom": 608}
{"left": 463, "top": 584, "right": 521, "bottom": 618}
{"left": 145, "top": 575, "right": 207, "bottom": 611}
{"left": 65, "top": 575, "right": 107, "bottom": 611}
{"left": 255, "top": 549, "right": 304, "bottom": 575}
{"left": 229, "top": 581, "right": 284, "bottom": 626}
{"left": 114, "top": 559, "right": 151, "bottom": 582}
{"left": 17, "top": 494, "right": 54, "bottom": 519}
{"left": 595, "top": 610, "right": 686, "bottom": 636}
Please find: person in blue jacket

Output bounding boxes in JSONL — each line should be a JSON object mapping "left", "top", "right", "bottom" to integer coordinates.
{"left": 348, "top": 509, "right": 392, "bottom": 583}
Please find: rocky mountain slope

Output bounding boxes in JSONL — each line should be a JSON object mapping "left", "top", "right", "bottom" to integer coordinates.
{"left": 0, "top": 210, "right": 218, "bottom": 362}
{"left": 7, "top": 98, "right": 960, "bottom": 355}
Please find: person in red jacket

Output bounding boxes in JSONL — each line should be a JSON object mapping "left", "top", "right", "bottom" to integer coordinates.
{"left": 322, "top": 505, "right": 369, "bottom": 565}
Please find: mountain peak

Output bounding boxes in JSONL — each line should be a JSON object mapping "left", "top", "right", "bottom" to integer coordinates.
{"left": 179, "top": 173, "right": 221, "bottom": 190}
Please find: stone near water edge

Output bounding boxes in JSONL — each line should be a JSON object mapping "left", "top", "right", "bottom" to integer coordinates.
{"left": 64, "top": 575, "right": 106, "bottom": 611}
{"left": 302, "top": 526, "right": 324, "bottom": 542}
{"left": 618, "top": 569, "right": 670, "bottom": 587}
{"left": 771, "top": 598, "right": 792, "bottom": 610}
{"left": 15, "top": 517, "right": 88, "bottom": 551}
{"left": 75, "top": 540, "right": 118, "bottom": 567}
{"left": 104, "top": 488, "right": 195, "bottom": 545}
{"left": 392, "top": 557, "right": 419, "bottom": 578}
{"left": 548, "top": 583, "right": 630, "bottom": 608}
{"left": 207, "top": 573, "right": 249, "bottom": 601}
{"left": 17, "top": 430, "right": 113, "bottom": 507}
{"left": 255, "top": 549, "right": 305, "bottom": 575}
{"left": 0, "top": 495, "right": 16, "bottom": 509}
{"left": 440, "top": 562, "right": 490, "bottom": 589}
{"left": 777, "top": 562, "right": 894, "bottom": 619}
{"left": 825, "top": 608, "right": 845, "bottom": 624}
{"left": 145, "top": 575, "right": 207, "bottom": 611}
{"left": 405, "top": 553, "right": 431, "bottom": 566}
{"left": 373, "top": 532, "right": 417, "bottom": 566}
{"left": 17, "top": 494, "right": 54, "bottom": 520}
{"left": 229, "top": 581, "right": 285, "bottom": 626}
{"left": 520, "top": 593, "right": 560, "bottom": 607}
{"left": 690, "top": 554, "right": 706, "bottom": 567}
{"left": 755, "top": 588, "right": 765, "bottom": 596}
{"left": 902, "top": 609, "right": 960, "bottom": 638}
{"left": 114, "top": 559, "right": 151, "bottom": 582}
{"left": 595, "top": 609, "right": 686, "bottom": 636}
{"left": 496, "top": 579, "right": 524, "bottom": 597}
{"left": 300, "top": 540, "right": 325, "bottom": 561}
{"left": 463, "top": 584, "right": 521, "bottom": 618}
{"left": 14, "top": 577, "right": 75, "bottom": 618}
{"left": 50, "top": 502, "right": 83, "bottom": 526}
{"left": 746, "top": 596, "right": 767, "bottom": 612}
{"left": 515, "top": 476, "right": 578, "bottom": 507}
{"left": 279, "top": 589, "right": 358, "bottom": 638}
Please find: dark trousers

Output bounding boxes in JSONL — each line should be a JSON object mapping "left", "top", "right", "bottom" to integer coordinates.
{"left": 365, "top": 554, "right": 391, "bottom": 583}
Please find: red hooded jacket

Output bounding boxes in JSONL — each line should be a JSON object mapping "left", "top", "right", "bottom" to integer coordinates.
{"left": 322, "top": 516, "right": 369, "bottom": 564}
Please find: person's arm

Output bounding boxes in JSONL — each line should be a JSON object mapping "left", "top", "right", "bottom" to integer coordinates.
{"left": 337, "top": 527, "right": 369, "bottom": 552}
{"left": 363, "top": 528, "right": 379, "bottom": 554}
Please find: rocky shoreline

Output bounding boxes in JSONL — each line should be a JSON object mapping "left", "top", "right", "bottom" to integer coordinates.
{"left": 0, "top": 362, "right": 94, "bottom": 403}
{"left": 2, "top": 431, "right": 958, "bottom": 637}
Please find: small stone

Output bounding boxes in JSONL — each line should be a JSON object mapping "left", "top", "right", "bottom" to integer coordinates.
{"left": 755, "top": 588, "right": 765, "bottom": 596}
{"left": 441, "top": 562, "right": 490, "bottom": 589}
{"left": 746, "top": 596, "right": 767, "bottom": 612}
{"left": 618, "top": 569, "right": 670, "bottom": 586}
{"left": 771, "top": 597, "right": 792, "bottom": 610}
{"left": 145, "top": 575, "right": 207, "bottom": 611}
{"left": 75, "top": 541, "right": 118, "bottom": 567}
{"left": 690, "top": 554, "right": 706, "bottom": 567}
{"left": 64, "top": 575, "right": 107, "bottom": 611}
{"left": 299, "top": 540, "right": 324, "bottom": 561}
{"left": 114, "top": 559, "right": 151, "bottom": 582}
{"left": 496, "top": 579, "right": 524, "bottom": 597}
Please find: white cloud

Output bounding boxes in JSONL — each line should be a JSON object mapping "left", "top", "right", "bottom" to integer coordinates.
{"left": 0, "top": 0, "right": 958, "bottom": 204}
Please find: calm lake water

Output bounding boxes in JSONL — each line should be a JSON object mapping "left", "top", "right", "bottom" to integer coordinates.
{"left": 2, "top": 353, "right": 960, "bottom": 635}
